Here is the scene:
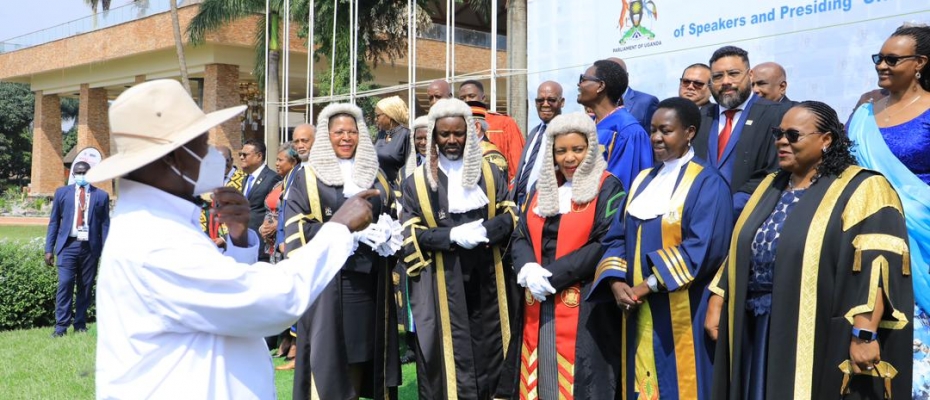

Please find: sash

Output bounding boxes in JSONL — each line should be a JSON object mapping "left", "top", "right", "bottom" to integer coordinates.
{"left": 848, "top": 103, "right": 930, "bottom": 312}
{"left": 520, "top": 172, "right": 609, "bottom": 400}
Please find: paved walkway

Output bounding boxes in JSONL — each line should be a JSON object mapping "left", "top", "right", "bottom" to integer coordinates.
{"left": 0, "top": 217, "right": 49, "bottom": 226}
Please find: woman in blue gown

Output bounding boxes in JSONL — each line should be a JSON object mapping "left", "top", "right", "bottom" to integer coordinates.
{"left": 846, "top": 24, "right": 930, "bottom": 399}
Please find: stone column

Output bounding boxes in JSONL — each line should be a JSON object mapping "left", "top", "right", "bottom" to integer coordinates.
{"left": 78, "top": 84, "right": 113, "bottom": 194}
{"left": 203, "top": 63, "right": 242, "bottom": 152}
{"left": 30, "top": 91, "right": 63, "bottom": 197}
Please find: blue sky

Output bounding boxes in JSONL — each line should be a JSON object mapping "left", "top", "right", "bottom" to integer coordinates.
{"left": 0, "top": 1, "right": 131, "bottom": 41}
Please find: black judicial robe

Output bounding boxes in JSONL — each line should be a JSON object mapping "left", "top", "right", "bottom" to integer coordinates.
{"left": 710, "top": 167, "right": 913, "bottom": 400}
{"left": 284, "top": 167, "right": 400, "bottom": 400}
{"left": 496, "top": 173, "right": 625, "bottom": 399}
{"left": 400, "top": 160, "right": 518, "bottom": 400}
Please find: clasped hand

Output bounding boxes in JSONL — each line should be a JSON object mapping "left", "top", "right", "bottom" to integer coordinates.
{"left": 449, "top": 219, "right": 489, "bottom": 249}
{"left": 518, "top": 263, "right": 556, "bottom": 302}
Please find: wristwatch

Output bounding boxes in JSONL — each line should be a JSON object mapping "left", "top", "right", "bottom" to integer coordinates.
{"left": 851, "top": 327, "right": 878, "bottom": 343}
{"left": 646, "top": 275, "right": 660, "bottom": 293}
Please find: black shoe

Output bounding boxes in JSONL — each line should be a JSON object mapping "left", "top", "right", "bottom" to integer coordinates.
{"left": 50, "top": 331, "right": 66, "bottom": 338}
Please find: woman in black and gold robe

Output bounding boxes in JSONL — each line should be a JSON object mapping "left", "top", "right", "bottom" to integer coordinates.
{"left": 285, "top": 103, "right": 401, "bottom": 400}
{"left": 707, "top": 101, "right": 913, "bottom": 400}
{"left": 496, "top": 112, "right": 625, "bottom": 399}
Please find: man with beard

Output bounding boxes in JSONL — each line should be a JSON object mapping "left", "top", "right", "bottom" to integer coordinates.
{"left": 692, "top": 46, "right": 791, "bottom": 215}
{"left": 400, "top": 98, "right": 518, "bottom": 399}
{"left": 679, "top": 63, "right": 713, "bottom": 107}
{"left": 512, "top": 81, "right": 565, "bottom": 210}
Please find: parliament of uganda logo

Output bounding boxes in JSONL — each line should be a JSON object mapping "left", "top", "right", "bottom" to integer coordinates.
{"left": 618, "top": 0, "right": 658, "bottom": 44}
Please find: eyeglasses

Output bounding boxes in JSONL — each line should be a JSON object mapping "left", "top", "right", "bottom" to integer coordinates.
{"left": 579, "top": 74, "right": 603, "bottom": 85}
{"left": 771, "top": 127, "right": 826, "bottom": 143}
{"left": 679, "top": 78, "right": 707, "bottom": 90}
{"left": 534, "top": 97, "right": 561, "bottom": 105}
{"left": 330, "top": 130, "right": 359, "bottom": 138}
{"left": 871, "top": 53, "right": 924, "bottom": 67}
{"left": 711, "top": 69, "right": 747, "bottom": 83}
{"left": 238, "top": 151, "right": 255, "bottom": 158}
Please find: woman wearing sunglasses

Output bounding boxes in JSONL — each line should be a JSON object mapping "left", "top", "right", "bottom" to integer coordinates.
{"left": 707, "top": 101, "right": 913, "bottom": 399}
{"left": 576, "top": 59, "right": 653, "bottom": 192}
{"left": 846, "top": 24, "right": 930, "bottom": 397}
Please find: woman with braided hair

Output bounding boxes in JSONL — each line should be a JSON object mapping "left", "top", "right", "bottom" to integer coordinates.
{"left": 846, "top": 24, "right": 930, "bottom": 397}
{"left": 708, "top": 101, "right": 914, "bottom": 399}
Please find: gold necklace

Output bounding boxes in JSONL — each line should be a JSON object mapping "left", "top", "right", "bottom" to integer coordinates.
{"left": 881, "top": 95, "right": 922, "bottom": 122}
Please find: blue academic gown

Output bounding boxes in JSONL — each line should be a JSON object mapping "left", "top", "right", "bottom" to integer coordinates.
{"left": 597, "top": 108, "right": 654, "bottom": 192}
{"left": 587, "top": 157, "right": 732, "bottom": 400}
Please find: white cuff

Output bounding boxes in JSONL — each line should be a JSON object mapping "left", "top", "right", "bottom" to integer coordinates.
{"left": 222, "top": 229, "right": 260, "bottom": 264}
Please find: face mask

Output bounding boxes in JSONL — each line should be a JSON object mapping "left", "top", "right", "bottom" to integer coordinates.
{"left": 168, "top": 145, "right": 226, "bottom": 196}
{"left": 74, "top": 174, "right": 88, "bottom": 187}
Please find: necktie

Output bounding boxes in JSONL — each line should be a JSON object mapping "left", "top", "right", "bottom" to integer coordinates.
{"left": 245, "top": 175, "right": 255, "bottom": 197}
{"left": 717, "top": 109, "right": 739, "bottom": 161}
{"left": 516, "top": 124, "right": 546, "bottom": 206}
{"left": 76, "top": 186, "right": 86, "bottom": 229}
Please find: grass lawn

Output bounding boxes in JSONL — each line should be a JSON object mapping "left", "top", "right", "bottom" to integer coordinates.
{"left": 0, "top": 324, "right": 418, "bottom": 399}
{"left": 0, "top": 225, "right": 47, "bottom": 243}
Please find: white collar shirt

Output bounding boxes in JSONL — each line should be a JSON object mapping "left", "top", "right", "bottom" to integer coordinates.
{"left": 717, "top": 96, "right": 752, "bottom": 135}
{"left": 95, "top": 179, "right": 354, "bottom": 400}
{"left": 70, "top": 184, "right": 91, "bottom": 237}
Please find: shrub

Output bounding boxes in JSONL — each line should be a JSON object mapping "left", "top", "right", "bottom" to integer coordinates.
{"left": 0, "top": 238, "right": 95, "bottom": 330}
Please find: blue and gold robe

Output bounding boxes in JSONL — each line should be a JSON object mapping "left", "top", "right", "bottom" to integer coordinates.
{"left": 587, "top": 156, "right": 733, "bottom": 400}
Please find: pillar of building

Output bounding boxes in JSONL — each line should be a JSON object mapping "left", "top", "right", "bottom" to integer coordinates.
{"left": 30, "top": 91, "right": 63, "bottom": 197}
{"left": 77, "top": 84, "right": 113, "bottom": 194}
{"left": 203, "top": 63, "right": 242, "bottom": 152}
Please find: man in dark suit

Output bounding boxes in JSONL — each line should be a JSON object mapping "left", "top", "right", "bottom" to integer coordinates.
{"left": 692, "top": 46, "right": 792, "bottom": 216}
{"left": 751, "top": 61, "right": 793, "bottom": 103}
{"left": 238, "top": 139, "right": 281, "bottom": 261}
{"left": 511, "top": 80, "right": 564, "bottom": 210}
{"left": 609, "top": 57, "right": 660, "bottom": 130}
{"left": 44, "top": 161, "right": 110, "bottom": 337}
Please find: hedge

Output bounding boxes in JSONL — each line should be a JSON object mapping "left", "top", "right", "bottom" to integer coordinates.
{"left": 0, "top": 239, "right": 95, "bottom": 331}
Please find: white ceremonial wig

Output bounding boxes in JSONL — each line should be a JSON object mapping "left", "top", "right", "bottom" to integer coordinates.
{"left": 404, "top": 115, "right": 431, "bottom": 179}
{"left": 308, "top": 103, "right": 379, "bottom": 189}
{"left": 424, "top": 98, "right": 482, "bottom": 191}
{"left": 534, "top": 112, "right": 607, "bottom": 217}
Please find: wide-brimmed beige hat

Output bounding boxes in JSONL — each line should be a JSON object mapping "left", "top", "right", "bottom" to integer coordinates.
{"left": 86, "top": 79, "right": 246, "bottom": 183}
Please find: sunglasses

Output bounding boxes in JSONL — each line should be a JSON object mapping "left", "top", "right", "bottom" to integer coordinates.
{"left": 534, "top": 97, "right": 561, "bottom": 105}
{"left": 771, "top": 127, "right": 826, "bottom": 143}
{"left": 238, "top": 151, "right": 255, "bottom": 158}
{"left": 871, "top": 53, "right": 923, "bottom": 67}
{"left": 679, "top": 78, "right": 707, "bottom": 90}
{"left": 579, "top": 74, "right": 603, "bottom": 85}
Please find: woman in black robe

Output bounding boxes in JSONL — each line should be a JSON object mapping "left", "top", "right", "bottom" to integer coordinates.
{"left": 706, "top": 101, "right": 913, "bottom": 399}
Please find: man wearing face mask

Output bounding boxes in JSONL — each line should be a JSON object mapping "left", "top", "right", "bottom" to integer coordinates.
{"left": 44, "top": 161, "right": 110, "bottom": 338}
{"left": 87, "top": 79, "right": 378, "bottom": 400}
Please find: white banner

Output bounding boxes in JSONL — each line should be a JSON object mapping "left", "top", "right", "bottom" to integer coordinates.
{"left": 527, "top": 0, "right": 930, "bottom": 127}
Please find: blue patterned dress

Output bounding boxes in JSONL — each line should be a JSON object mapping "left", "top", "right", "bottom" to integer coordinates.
{"left": 742, "top": 188, "right": 805, "bottom": 400}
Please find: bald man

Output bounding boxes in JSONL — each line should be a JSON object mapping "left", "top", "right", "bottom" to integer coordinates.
{"left": 292, "top": 123, "right": 315, "bottom": 164}
{"left": 751, "top": 62, "right": 791, "bottom": 103}
{"left": 426, "top": 79, "right": 453, "bottom": 108}
{"left": 512, "top": 81, "right": 565, "bottom": 208}
{"left": 679, "top": 63, "right": 713, "bottom": 107}
{"left": 608, "top": 57, "right": 659, "bottom": 130}
{"left": 458, "top": 79, "right": 525, "bottom": 182}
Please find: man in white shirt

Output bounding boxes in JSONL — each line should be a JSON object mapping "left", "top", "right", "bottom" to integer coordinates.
{"left": 86, "top": 79, "right": 376, "bottom": 400}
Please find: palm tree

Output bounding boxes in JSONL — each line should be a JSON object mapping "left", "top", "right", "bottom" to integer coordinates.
{"left": 169, "top": 0, "right": 192, "bottom": 94}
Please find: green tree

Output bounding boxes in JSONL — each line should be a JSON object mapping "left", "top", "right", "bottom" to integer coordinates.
{"left": 188, "top": 0, "right": 432, "bottom": 152}
{"left": 0, "top": 83, "right": 35, "bottom": 188}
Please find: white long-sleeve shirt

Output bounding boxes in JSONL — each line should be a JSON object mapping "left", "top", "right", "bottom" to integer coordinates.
{"left": 95, "top": 179, "right": 354, "bottom": 400}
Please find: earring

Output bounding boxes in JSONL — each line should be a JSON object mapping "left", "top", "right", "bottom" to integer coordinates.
{"left": 918, "top": 71, "right": 923, "bottom": 79}
{"left": 822, "top": 146, "right": 828, "bottom": 153}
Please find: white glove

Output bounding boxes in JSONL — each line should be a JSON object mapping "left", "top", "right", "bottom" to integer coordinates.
{"left": 358, "top": 221, "right": 390, "bottom": 249}
{"left": 449, "top": 219, "right": 489, "bottom": 249}
{"left": 518, "top": 263, "right": 556, "bottom": 302}
{"left": 373, "top": 214, "right": 403, "bottom": 257}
